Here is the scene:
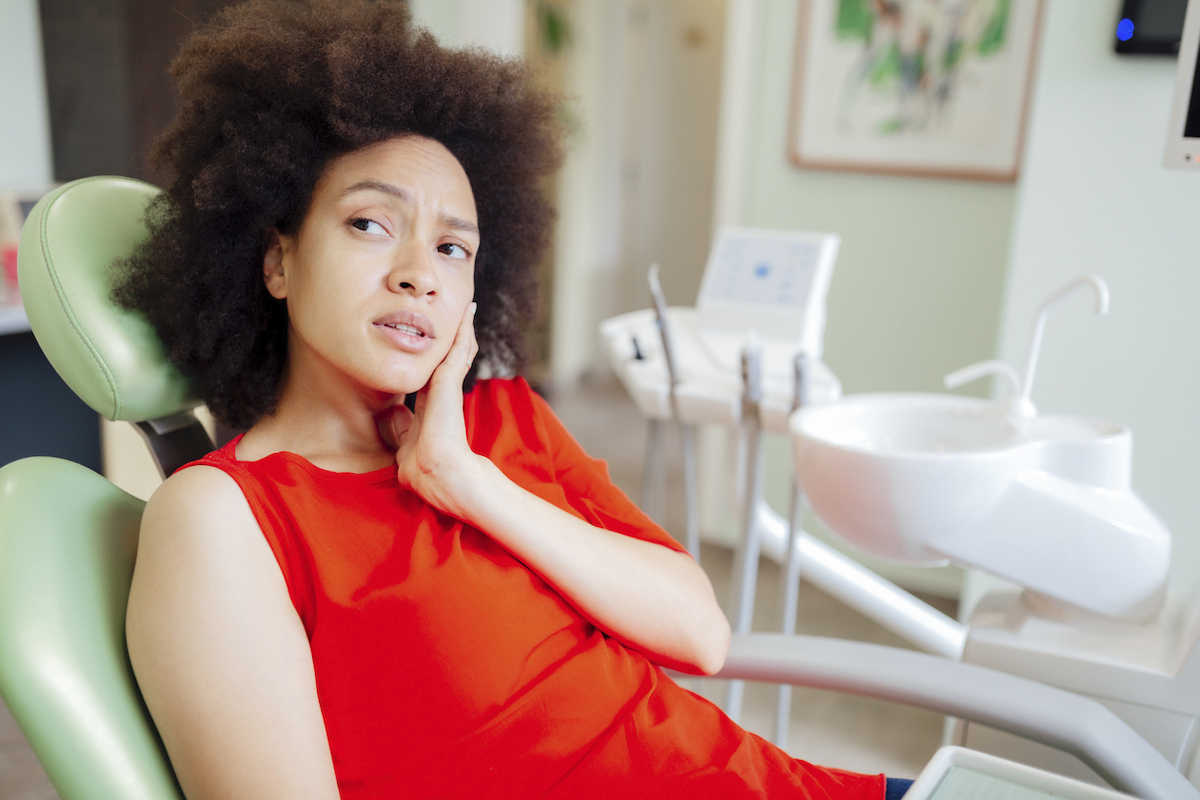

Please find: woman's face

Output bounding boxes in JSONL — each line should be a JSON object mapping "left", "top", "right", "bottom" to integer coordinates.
{"left": 264, "top": 135, "right": 479, "bottom": 399}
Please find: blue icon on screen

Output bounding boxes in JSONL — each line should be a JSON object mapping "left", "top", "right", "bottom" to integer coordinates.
{"left": 1116, "top": 18, "right": 1134, "bottom": 42}
{"left": 754, "top": 263, "right": 771, "bottom": 278}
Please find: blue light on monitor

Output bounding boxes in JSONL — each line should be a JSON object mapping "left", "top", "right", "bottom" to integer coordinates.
{"left": 1117, "top": 17, "right": 1135, "bottom": 41}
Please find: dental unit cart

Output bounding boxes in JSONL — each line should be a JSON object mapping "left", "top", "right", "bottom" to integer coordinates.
{"left": 601, "top": 226, "right": 1200, "bottom": 795}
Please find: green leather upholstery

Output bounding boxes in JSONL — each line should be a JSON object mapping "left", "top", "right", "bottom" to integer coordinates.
{"left": 2, "top": 177, "right": 190, "bottom": 797}
{"left": 0, "top": 457, "right": 182, "bottom": 800}
{"left": 18, "top": 177, "right": 199, "bottom": 422}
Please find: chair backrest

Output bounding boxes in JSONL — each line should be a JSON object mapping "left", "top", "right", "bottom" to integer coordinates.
{"left": 18, "top": 176, "right": 214, "bottom": 475}
{"left": 0, "top": 175, "right": 208, "bottom": 798}
{"left": 0, "top": 457, "right": 183, "bottom": 800}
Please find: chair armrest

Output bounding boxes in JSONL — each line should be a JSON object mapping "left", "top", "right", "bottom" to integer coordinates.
{"left": 718, "top": 633, "right": 1196, "bottom": 800}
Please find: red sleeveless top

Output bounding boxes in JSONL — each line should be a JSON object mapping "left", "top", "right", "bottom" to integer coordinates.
{"left": 186, "top": 378, "right": 884, "bottom": 799}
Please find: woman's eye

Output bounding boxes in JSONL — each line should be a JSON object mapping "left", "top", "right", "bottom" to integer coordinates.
{"left": 438, "top": 242, "right": 470, "bottom": 260}
{"left": 351, "top": 218, "right": 386, "bottom": 235}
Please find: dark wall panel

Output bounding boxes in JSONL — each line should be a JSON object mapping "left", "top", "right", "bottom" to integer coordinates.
{"left": 38, "top": 0, "right": 134, "bottom": 181}
{"left": 0, "top": 332, "right": 101, "bottom": 472}
{"left": 39, "top": 0, "right": 233, "bottom": 183}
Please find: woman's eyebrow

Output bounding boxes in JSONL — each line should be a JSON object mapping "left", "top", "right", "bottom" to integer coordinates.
{"left": 341, "top": 180, "right": 479, "bottom": 236}
{"left": 342, "top": 179, "right": 411, "bottom": 203}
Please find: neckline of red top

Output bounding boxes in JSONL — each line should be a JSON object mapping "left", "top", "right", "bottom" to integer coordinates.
{"left": 218, "top": 434, "right": 398, "bottom": 484}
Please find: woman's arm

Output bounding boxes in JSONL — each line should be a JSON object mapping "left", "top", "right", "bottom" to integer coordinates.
{"left": 448, "top": 456, "right": 729, "bottom": 674}
{"left": 387, "top": 305, "right": 731, "bottom": 675}
{"left": 126, "top": 466, "right": 340, "bottom": 799}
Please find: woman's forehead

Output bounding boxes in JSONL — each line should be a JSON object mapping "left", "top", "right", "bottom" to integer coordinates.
{"left": 328, "top": 136, "right": 472, "bottom": 190}
{"left": 317, "top": 136, "right": 477, "bottom": 218}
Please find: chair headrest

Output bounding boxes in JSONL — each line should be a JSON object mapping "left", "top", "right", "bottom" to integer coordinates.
{"left": 18, "top": 176, "right": 200, "bottom": 423}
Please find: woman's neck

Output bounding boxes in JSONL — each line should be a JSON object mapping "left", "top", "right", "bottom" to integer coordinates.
{"left": 235, "top": 361, "right": 403, "bottom": 473}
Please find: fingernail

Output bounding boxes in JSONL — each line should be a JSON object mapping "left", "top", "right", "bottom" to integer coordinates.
{"left": 470, "top": 302, "right": 478, "bottom": 316}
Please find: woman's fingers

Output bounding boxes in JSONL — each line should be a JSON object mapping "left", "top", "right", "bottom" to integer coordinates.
{"left": 390, "top": 302, "right": 482, "bottom": 511}
{"left": 442, "top": 302, "right": 477, "bottom": 380}
{"left": 386, "top": 403, "right": 415, "bottom": 449}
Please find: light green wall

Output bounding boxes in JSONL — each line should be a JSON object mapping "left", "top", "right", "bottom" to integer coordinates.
{"left": 745, "top": 0, "right": 1016, "bottom": 397}
{"left": 995, "top": 0, "right": 1200, "bottom": 593}
{"left": 408, "top": 0, "right": 525, "bottom": 56}
{"left": 740, "top": 0, "right": 1021, "bottom": 597}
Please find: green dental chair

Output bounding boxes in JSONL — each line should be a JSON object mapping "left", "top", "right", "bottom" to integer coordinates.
{"left": 0, "top": 176, "right": 212, "bottom": 800}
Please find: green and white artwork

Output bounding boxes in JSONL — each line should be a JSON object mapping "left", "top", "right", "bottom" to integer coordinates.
{"left": 789, "top": 0, "right": 1042, "bottom": 180}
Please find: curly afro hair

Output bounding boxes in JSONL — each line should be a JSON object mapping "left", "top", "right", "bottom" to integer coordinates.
{"left": 112, "top": 0, "right": 563, "bottom": 429}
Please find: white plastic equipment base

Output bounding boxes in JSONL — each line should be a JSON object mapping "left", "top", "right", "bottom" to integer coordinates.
{"left": 958, "top": 588, "right": 1200, "bottom": 790}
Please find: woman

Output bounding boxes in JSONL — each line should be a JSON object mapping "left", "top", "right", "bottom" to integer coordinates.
{"left": 117, "top": 1, "right": 904, "bottom": 798}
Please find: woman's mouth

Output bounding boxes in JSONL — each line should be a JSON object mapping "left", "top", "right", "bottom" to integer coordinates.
{"left": 384, "top": 322, "right": 424, "bottom": 337}
{"left": 374, "top": 310, "right": 434, "bottom": 353}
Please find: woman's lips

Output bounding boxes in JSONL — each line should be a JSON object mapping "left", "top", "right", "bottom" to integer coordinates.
{"left": 373, "top": 309, "right": 434, "bottom": 353}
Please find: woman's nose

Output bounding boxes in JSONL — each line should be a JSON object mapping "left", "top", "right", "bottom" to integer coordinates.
{"left": 387, "top": 242, "right": 441, "bottom": 297}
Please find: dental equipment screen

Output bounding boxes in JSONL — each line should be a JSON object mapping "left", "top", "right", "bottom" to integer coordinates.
{"left": 695, "top": 227, "right": 839, "bottom": 370}
{"left": 1164, "top": 0, "right": 1200, "bottom": 168}
{"left": 702, "top": 235, "right": 820, "bottom": 307}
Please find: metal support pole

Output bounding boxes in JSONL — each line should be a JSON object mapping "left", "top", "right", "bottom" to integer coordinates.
{"left": 641, "top": 418, "right": 665, "bottom": 523}
{"left": 647, "top": 264, "right": 701, "bottom": 562}
{"left": 680, "top": 422, "right": 700, "bottom": 561}
{"left": 725, "top": 337, "right": 764, "bottom": 721}
{"left": 773, "top": 353, "right": 810, "bottom": 748}
{"left": 647, "top": 264, "right": 702, "bottom": 692}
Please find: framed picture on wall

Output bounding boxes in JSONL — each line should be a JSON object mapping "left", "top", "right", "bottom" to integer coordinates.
{"left": 788, "top": 0, "right": 1044, "bottom": 181}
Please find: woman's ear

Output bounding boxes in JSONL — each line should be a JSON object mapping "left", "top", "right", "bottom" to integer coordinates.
{"left": 263, "top": 229, "right": 289, "bottom": 300}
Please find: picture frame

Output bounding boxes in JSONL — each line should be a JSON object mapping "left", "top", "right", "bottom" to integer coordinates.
{"left": 788, "top": 0, "right": 1044, "bottom": 181}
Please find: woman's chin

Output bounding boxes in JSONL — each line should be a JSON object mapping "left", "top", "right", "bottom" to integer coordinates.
{"left": 360, "top": 355, "right": 441, "bottom": 398}
{"left": 374, "top": 371, "right": 434, "bottom": 399}
{"left": 376, "top": 382, "right": 426, "bottom": 400}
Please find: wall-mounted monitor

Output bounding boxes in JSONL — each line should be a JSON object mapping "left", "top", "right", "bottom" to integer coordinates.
{"left": 1115, "top": 0, "right": 1189, "bottom": 54}
{"left": 1164, "top": 0, "right": 1200, "bottom": 168}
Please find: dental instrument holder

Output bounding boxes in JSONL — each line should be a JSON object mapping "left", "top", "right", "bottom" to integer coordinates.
{"left": 725, "top": 336, "right": 765, "bottom": 722}
{"left": 773, "top": 353, "right": 811, "bottom": 748}
{"left": 642, "top": 268, "right": 970, "bottom": 719}
{"left": 646, "top": 265, "right": 701, "bottom": 561}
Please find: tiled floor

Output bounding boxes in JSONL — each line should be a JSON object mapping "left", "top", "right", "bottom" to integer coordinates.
{"left": 0, "top": 377, "right": 950, "bottom": 796}
{"left": 0, "top": 704, "right": 54, "bottom": 800}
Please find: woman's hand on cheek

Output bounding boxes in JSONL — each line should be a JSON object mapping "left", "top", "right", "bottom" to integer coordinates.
{"left": 388, "top": 303, "right": 484, "bottom": 516}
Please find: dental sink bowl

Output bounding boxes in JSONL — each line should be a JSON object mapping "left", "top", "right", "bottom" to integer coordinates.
{"left": 791, "top": 392, "right": 1171, "bottom": 621}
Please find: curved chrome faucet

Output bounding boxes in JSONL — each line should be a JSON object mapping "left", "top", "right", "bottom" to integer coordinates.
{"left": 1019, "top": 274, "right": 1109, "bottom": 414}
{"left": 944, "top": 275, "right": 1110, "bottom": 420}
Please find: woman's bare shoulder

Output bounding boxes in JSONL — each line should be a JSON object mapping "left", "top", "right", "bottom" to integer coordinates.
{"left": 130, "top": 462, "right": 289, "bottom": 638}
{"left": 133, "top": 463, "right": 278, "bottom": 617}
{"left": 145, "top": 463, "right": 245, "bottom": 521}
{"left": 132, "top": 463, "right": 281, "bottom": 633}
{"left": 138, "top": 463, "right": 266, "bottom": 555}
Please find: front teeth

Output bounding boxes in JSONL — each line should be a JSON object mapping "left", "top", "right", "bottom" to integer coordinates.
{"left": 386, "top": 323, "right": 424, "bottom": 336}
